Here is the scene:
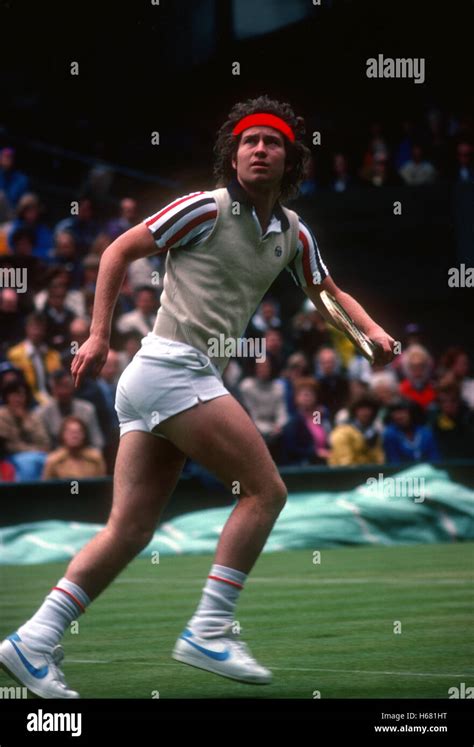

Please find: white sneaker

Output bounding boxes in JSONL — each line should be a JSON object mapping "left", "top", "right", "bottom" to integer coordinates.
{"left": 0, "top": 632, "right": 80, "bottom": 698}
{"left": 172, "top": 622, "right": 272, "bottom": 684}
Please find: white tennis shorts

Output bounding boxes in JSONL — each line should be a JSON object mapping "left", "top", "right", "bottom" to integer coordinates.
{"left": 114, "top": 333, "right": 230, "bottom": 439}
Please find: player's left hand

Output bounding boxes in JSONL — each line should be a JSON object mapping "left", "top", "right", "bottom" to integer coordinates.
{"left": 368, "top": 329, "right": 397, "bottom": 366}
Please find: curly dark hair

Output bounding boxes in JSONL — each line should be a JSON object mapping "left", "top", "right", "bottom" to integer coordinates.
{"left": 213, "top": 95, "right": 312, "bottom": 203}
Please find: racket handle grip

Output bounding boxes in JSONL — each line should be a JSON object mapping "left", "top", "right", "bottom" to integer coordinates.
{"left": 369, "top": 340, "right": 385, "bottom": 364}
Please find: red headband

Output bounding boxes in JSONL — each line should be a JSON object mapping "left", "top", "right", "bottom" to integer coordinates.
{"left": 232, "top": 113, "right": 295, "bottom": 142}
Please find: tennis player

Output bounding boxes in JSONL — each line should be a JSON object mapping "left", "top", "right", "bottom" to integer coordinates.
{"left": 0, "top": 96, "right": 395, "bottom": 696}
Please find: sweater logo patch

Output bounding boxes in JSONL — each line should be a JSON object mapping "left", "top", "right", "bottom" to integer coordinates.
{"left": 274, "top": 245, "right": 282, "bottom": 257}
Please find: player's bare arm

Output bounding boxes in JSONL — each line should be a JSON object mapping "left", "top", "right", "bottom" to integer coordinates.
{"left": 304, "top": 275, "right": 396, "bottom": 365}
{"left": 71, "top": 224, "right": 156, "bottom": 387}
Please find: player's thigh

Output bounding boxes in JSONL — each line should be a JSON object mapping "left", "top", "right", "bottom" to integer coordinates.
{"left": 109, "top": 430, "right": 187, "bottom": 531}
{"left": 155, "top": 394, "right": 287, "bottom": 500}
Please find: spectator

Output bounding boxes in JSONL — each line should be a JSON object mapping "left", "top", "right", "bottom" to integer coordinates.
{"left": 437, "top": 347, "right": 474, "bottom": 409}
{"left": 66, "top": 317, "right": 90, "bottom": 363}
{"left": 82, "top": 253, "right": 100, "bottom": 294}
{"left": 425, "top": 108, "right": 449, "bottom": 175}
{"left": 238, "top": 354, "right": 289, "bottom": 451}
{"left": 107, "top": 197, "right": 139, "bottom": 239}
{"left": 279, "top": 351, "right": 310, "bottom": 416}
{"left": 329, "top": 152, "right": 356, "bottom": 193}
{"left": 7, "top": 193, "right": 54, "bottom": 260}
{"left": 249, "top": 297, "right": 282, "bottom": 334}
{"left": 451, "top": 141, "right": 474, "bottom": 184}
{"left": 0, "top": 147, "right": 30, "bottom": 213}
{"left": 41, "top": 280, "right": 76, "bottom": 351}
{"left": 359, "top": 121, "right": 390, "bottom": 182}
{"left": 399, "top": 344, "right": 437, "bottom": 410}
{"left": 50, "top": 231, "right": 83, "bottom": 289}
{"left": 390, "top": 322, "right": 425, "bottom": 379}
{"left": 347, "top": 353, "right": 373, "bottom": 386}
{"left": 334, "top": 378, "right": 370, "bottom": 425}
{"left": 313, "top": 346, "right": 349, "bottom": 421}
{"left": 403, "top": 322, "right": 425, "bottom": 348}
{"left": 96, "top": 349, "right": 120, "bottom": 470}
{"left": 6, "top": 229, "right": 50, "bottom": 291}
{"left": 36, "top": 370, "right": 104, "bottom": 450}
{"left": 262, "top": 328, "right": 288, "bottom": 375}
{"left": 64, "top": 318, "right": 110, "bottom": 440}
{"left": 35, "top": 267, "right": 86, "bottom": 319}
{"left": 7, "top": 312, "right": 62, "bottom": 405}
{"left": 328, "top": 396, "right": 384, "bottom": 466}
{"left": 97, "top": 350, "right": 120, "bottom": 408}
{"left": 42, "top": 416, "right": 106, "bottom": 479}
{"left": 279, "top": 377, "right": 331, "bottom": 465}
{"left": 299, "top": 154, "right": 319, "bottom": 196}
{"left": 363, "top": 152, "right": 403, "bottom": 188}
{"left": 0, "top": 287, "right": 32, "bottom": 351}
{"left": 117, "top": 269, "right": 136, "bottom": 315}
{"left": 369, "top": 370, "right": 400, "bottom": 427}
{"left": 116, "top": 285, "right": 159, "bottom": 338}
{"left": 0, "top": 380, "right": 50, "bottom": 480}
{"left": 291, "top": 298, "right": 332, "bottom": 359}
{"left": 399, "top": 144, "right": 437, "bottom": 185}
{"left": 116, "top": 331, "right": 142, "bottom": 373}
{"left": 382, "top": 398, "right": 440, "bottom": 463}
{"left": 83, "top": 164, "right": 114, "bottom": 201}
{"left": 90, "top": 232, "right": 113, "bottom": 257}
{"left": 54, "top": 196, "right": 102, "bottom": 256}
{"left": 428, "top": 381, "right": 474, "bottom": 459}
{"left": 0, "top": 362, "right": 28, "bottom": 403}
{"left": 0, "top": 212, "right": 13, "bottom": 253}
{"left": 128, "top": 256, "right": 162, "bottom": 294}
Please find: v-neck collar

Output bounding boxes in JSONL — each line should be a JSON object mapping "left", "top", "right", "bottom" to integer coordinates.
{"left": 226, "top": 174, "right": 290, "bottom": 235}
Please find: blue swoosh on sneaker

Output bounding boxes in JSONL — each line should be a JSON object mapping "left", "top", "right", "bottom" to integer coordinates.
{"left": 7, "top": 633, "right": 49, "bottom": 679}
{"left": 180, "top": 629, "right": 230, "bottom": 661}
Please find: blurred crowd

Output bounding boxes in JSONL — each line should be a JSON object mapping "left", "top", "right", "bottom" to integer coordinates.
{"left": 299, "top": 109, "right": 474, "bottom": 194}
{"left": 0, "top": 109, "right": 473, "bottom": 482}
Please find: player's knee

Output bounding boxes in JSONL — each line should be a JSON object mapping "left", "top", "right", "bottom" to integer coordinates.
{"left": 258, "top": 477, "right": 288, "bottom": 512}
{"left": 274, "top": 479, "right": 288, "bottom": 510}
{"left": 108, "top": 516, "right": 155, "bottom": 552}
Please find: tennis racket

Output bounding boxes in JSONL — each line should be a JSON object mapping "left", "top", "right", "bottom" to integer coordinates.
{"left": 319, "top": 290, "right": 381, "bottom": 364}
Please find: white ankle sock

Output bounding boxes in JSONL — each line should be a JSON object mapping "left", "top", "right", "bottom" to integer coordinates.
{"left": 187, "top": 563, "right": 247, "bottom": 636}
{"left": 17, "top": 576, "right": 90, "bottom": 652}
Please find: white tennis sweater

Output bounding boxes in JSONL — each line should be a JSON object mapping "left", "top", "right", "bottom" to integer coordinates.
{"left": 153, "top": 186, "right": 299, "bottom": 374}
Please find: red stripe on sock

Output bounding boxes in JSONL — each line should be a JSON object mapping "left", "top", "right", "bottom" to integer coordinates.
{"left": 208, "top": 575, "right": 244, "bottom": 589}
{"left": 52, "top": 587, "right": 86, "bottom": 613}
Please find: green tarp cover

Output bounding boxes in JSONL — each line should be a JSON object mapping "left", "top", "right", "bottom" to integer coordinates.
{"left": 1, "top": 465, "right": 473, "bottom": 565}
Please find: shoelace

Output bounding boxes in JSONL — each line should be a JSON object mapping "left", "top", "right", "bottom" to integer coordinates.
{"left": 50, "top": 645, "right": 68, "bottom": 688}
{"left": 229, "top": 639, "right": 258, "bottom": 667}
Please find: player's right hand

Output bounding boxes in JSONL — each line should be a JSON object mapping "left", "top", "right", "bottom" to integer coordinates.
{"left": 71, "top": 336, "right": 109, "bottom": 388}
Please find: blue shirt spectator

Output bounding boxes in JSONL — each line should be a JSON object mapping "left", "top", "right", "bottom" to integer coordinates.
{"left": 8, "top": 193, "right": 53, "bottom": 260}
{"left": 54, "top": 197, "right": 102, "bottom": 255}
{"left": 382, "top": 399, "right": 440, "bottom": 463}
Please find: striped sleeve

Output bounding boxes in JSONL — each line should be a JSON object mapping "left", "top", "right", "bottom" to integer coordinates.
{"left": 286, "top": 217, "right": 329, "bottom": 288}
{"left": 143, "top": 191, "right": 217, "bottom": 254}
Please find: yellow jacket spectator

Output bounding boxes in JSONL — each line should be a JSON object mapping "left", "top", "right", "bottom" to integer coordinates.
{"left": 329, "top": 396, "right": 385, "bottom": 466}
{"left": 7, "top": 313, "right": 61, "bottom": 405}
{"left": 42, "top": 416, "right": 106, "bottom": 480}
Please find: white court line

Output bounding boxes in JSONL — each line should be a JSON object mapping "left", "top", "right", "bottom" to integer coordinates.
{"left": 67, "top": 659, "right": 110, "bottom": 664}
{"left": 113, "top": 577, "right": 473, "bottom": 585}
{"left": 271, "top": 666, "right": 474, "bottom": 678}
{"left": 64, "top": 659, "right": 473, "bottom": 678}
